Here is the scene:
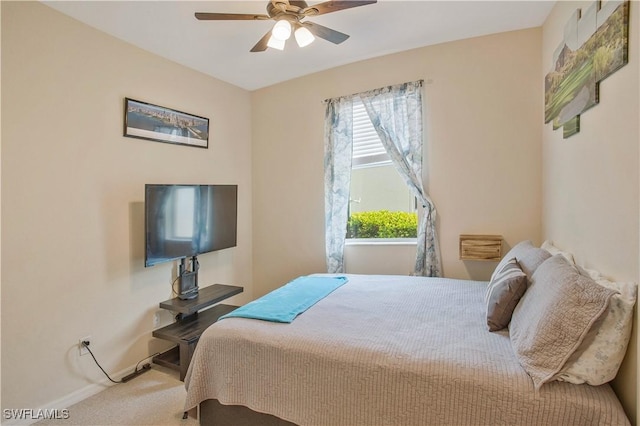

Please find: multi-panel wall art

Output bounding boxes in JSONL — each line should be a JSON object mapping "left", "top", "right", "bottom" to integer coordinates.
{"left": 544, "top": 0, "right": 629, "bottom": 138}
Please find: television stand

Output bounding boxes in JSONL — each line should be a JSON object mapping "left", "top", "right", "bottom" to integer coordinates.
{"left": 152, "top": 284, "right": 243, "bottom": 380}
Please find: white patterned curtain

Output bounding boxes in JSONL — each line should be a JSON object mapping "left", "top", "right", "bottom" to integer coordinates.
{"left": 323, "top": 97, "right": 353, "bottom": 273}
{"left": 359, "top": 81, "right": 441, "bottom": 276}
{"left": 324, "top": 81, "right": 441, "bottom": 276}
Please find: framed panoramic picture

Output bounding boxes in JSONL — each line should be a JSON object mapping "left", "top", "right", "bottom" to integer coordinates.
{"left": 124, "top": 98, "right": 209, "bottom": 148}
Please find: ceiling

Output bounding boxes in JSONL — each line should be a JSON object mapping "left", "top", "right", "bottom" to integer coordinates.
{"left": 43, "top": 1, "right": 555, "bottom": 91}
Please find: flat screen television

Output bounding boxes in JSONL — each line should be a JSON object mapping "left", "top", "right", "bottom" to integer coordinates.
{"left": 145, "top": 184, "right": 238, "bottom": 298}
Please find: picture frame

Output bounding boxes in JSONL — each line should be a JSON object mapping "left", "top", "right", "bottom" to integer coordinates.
{"left": 124, "top": 98, "right": 209, "bottom": 148}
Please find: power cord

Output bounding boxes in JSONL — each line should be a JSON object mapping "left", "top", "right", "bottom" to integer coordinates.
{"left": 81, "top": 341, "right": 159, "bottom": 384}
{"left": 134, "top": 353, "right": 160, "bottom": 372}
{"left": 171, "top": 273, "right": 182, "bottom": 296}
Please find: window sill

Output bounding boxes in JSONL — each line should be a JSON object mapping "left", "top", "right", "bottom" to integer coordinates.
{"left": 346, "top": 238, "right": 417, "bottom": 246}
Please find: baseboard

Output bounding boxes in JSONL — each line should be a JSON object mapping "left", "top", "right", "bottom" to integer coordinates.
{"left": 2, "top": 364, "right": 137, "bottom": 426}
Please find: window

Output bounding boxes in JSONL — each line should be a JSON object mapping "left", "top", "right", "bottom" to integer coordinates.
{"left": 347, "top": 99, "right": 417, "bottom": 240}
{"left": 325, "top": 80, "right": 440, "bottom": 275}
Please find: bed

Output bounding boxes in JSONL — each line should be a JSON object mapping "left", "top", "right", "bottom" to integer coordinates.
{"left": 184, "top": 243, "right": 634, "bottom": 425}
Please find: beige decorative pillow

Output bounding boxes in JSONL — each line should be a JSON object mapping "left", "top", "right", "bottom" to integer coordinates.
{"left": 485, "top": 258, "right": 527, "bottom": 331}
{"left": 509, "top": 255, "right": 615, "bottom": 389}
{"left": 491, "top": 240, "right": 534, "bottom": 282}
{"left": 517, "top": 248, "right": 551, "bottom": 281}
{"left": 490, "top": 240, "right": 550, "bottom": 283}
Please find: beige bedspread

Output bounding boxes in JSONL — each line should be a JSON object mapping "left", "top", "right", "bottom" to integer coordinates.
{"left": 184, "top": 274, "right": 629, "bottom": 425}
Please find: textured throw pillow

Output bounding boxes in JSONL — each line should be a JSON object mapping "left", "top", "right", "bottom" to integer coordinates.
{"left": 509, "top": 255, "right": 616, "bottom": 389}
{"left": 490, "top": 240, "right": 550, "bottom": 283}
{"left": 491, "top": 241, "right": 534, "bottom": 282}
{"left": 517, "top": 248, "right": 551, "bottom": 281}
{"left": 554, "top": 267, "right": 637, "bottom": 385}
{"left": 485, "top": 258, "right": 527, "bottom": 332}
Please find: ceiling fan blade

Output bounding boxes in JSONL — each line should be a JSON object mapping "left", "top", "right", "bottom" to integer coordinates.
{"left": 288, "top": 1, "right": 309, "bottom": 9}
{"left": 250, "top": 31, "right": 273, "bottom": 52}
{"left": 303, "top": 21, "right": 349, "bottom": 44}
{"left": 195, "top": 12, "right": 270, "bottom": 21}
{"left": 303, "top": 1, "right": 376, "bottom": 16}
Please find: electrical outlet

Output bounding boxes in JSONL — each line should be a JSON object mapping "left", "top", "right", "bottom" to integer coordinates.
{"left": 79, "top": 336, "right": 91, "bottom": 356}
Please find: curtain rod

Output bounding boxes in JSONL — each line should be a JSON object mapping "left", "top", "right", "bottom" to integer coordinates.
{"left": 321, "top": 79, "right": 425, "bottom": 104}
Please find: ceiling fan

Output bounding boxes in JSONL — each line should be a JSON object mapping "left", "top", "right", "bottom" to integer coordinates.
{"left": 195, "top": 1, "right": 377, "bottom": 52}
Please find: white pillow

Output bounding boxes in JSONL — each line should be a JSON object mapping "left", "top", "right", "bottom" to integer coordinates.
{"left": 541, "top": 240, "right": 576, "bottom": 265}
{"left": 554, "top": 266, "right": 637, "bottom": 385}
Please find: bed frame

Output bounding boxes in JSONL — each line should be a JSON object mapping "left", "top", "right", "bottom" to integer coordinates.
{"left": 200, "top": 399, "right": 294, "bottom": 425}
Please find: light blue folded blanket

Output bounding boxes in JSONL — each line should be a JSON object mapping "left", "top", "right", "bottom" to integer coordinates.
{"left": 219, "top": 275, "right": 348, "bottom": 323}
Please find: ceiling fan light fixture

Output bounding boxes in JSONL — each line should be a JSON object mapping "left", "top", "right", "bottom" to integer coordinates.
{"left": 195, "top": 0, "right": 378, "bottom": 53}
{"left": 294, "top": 25, "right": 315, "bottom": 47}
{"left": 272, "top": 19, "right": 292, "bottom": 41}
{"left": 267, "top": 35, "right": 286, "bottom": 50}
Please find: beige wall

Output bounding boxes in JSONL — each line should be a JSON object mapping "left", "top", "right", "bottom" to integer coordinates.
{"left": 1, "top": 2, "right": 253, "bottom": 411}
{"left": 251, "top": 28, "right": 542, "bottom": 297}
{"left": 5, "top": 0, "right": 637, "bottom": 421}
{"left": 542, "top": 1, "right": 639, "bottom": 422}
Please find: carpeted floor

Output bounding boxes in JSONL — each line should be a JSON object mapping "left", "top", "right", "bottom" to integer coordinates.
{"left": 35, "top": 366, "right": 198, "bottom": 426}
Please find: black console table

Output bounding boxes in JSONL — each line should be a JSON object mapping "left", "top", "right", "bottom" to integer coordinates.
{"left": 152, "top": 284, "right": 243, "bottom": 381}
